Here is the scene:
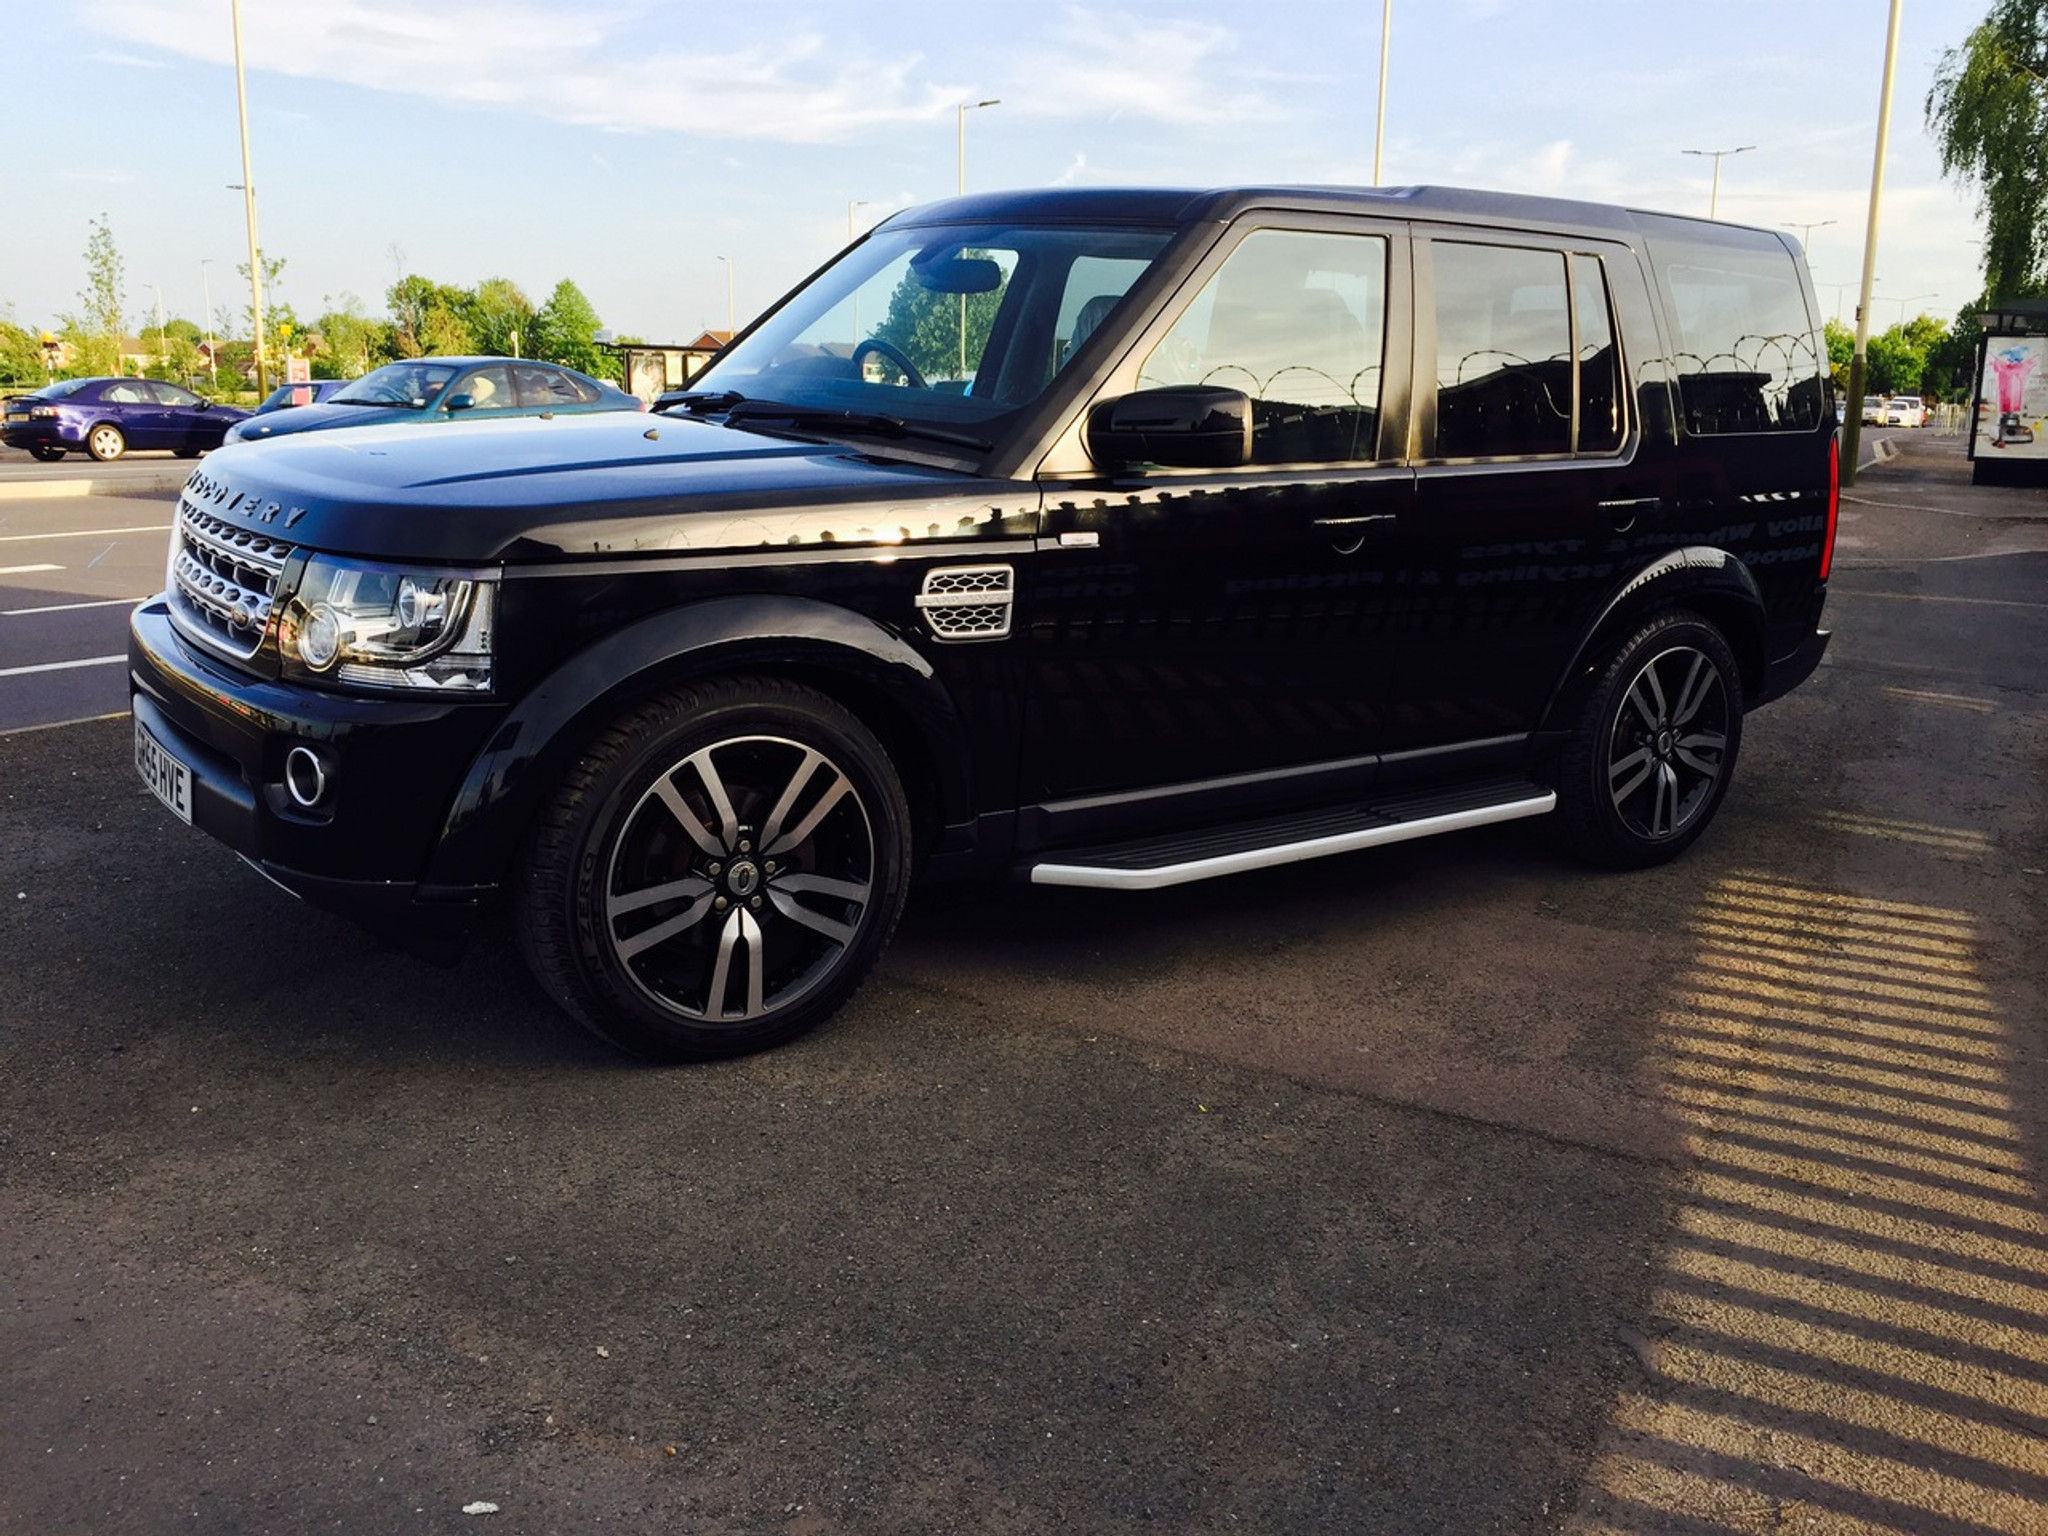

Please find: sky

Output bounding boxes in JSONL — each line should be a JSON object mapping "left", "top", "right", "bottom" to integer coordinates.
{"left": 0, "top": 0, "right": 2001, "bottom": 348}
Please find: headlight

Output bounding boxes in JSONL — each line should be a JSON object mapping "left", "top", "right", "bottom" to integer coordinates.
{"left": 277, "top": 554, "right": 496, "bottom": 692}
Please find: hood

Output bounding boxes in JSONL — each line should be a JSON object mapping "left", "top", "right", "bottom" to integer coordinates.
{"left": 230, "top": 401, "right": 423, "bottom": 440}
{"left": 181, "top": 410, "right": 1032, "bottom": 562}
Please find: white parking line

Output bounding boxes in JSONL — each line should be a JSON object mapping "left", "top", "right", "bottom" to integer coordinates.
{"left": 0, "top": 524, "right": 171, "bottom": 541}
{"left": 0, "top": 654, "right": 126, "bottom": 679}
{"left": 2, "top": 597, "right": 143, "bottom": 616}
{"left": 0, "top": 564, "right": 64, "bottom": 575}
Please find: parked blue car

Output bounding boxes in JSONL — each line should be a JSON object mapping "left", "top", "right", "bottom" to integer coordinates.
{"left": 3, "top": 377, "right": 250, "bottom": 462}
{"left": 224, "top": 357, "right": 643, "bottom": 443}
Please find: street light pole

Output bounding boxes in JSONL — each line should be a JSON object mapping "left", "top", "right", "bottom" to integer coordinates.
{"left": 1843, "top": 0, "right": 1904, "bottom": 487}
{"left": 956, "top": 99, "right": 999, "bottom": 377}
{"left": 147, "top": 283, "right": 165, "bottom": 373}
{"left": 718, "top": 256, "right": 734, "bottom": 337}
{"left": 1682, "top": 144, "right": 1755, "bottom": 219}
{"left": 1373, "top": 0, "right": 1391, "bottom": 185}
{"left": 231, "top": 0, "right": 268, "bottom": 397}
{"left": 1783, "top": 218, "right": 1836, "bottom": 257}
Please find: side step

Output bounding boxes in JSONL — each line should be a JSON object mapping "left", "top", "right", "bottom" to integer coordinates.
{"left": 1027, "top": 776, "right": 1557, "bottom": 891}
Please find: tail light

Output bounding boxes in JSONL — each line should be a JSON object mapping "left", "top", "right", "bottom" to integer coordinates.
{"left": 1818, "top": 435, "right": 1840, "bottom": 581}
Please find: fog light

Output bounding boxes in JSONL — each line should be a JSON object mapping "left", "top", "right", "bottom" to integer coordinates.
{"left": 284, "top": 745, "right": 331, "bottom": 809}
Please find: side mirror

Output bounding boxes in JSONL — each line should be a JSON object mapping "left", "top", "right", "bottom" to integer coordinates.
{"left": 1086, "top": 385, "right": 1253, "bottom": 470}
{"left": 443, "top": 392, "right": 477, "bottom": 413}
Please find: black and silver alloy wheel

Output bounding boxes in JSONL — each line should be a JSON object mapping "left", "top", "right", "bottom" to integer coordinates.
{"left": 519, "top": 678, "right": 911, "bottom": 1061}
{"left": 1555, "top": 610, "right": 1743, "bottom": 868}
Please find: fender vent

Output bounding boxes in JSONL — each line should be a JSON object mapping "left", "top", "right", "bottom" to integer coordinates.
{"left": 916, "top": 564, "right": 1014, "bottom": 641}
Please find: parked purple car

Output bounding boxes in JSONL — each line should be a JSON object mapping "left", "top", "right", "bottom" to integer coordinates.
{"left": 2, "top": 377, "right": 249, "bottom": 462}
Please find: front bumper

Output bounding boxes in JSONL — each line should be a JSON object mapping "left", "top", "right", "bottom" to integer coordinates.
{"left": 128, "top": 597, "right": 509, "bottom": 945}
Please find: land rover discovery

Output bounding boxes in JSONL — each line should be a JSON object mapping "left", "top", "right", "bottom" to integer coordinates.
{"left": 130, "top": 185, "right": 1836, "bottom": 1060}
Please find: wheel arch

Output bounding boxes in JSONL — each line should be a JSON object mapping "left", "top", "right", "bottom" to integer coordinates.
{"left": 425, "top": 593, "right": 972, "bottom": 890}
{"left": 1537, "top": 548, "right": 1768, "bottom": 735}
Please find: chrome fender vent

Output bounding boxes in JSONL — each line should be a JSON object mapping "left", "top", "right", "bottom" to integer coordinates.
{"left": 915, "top": 564, "right": 1014, "bottom": 642}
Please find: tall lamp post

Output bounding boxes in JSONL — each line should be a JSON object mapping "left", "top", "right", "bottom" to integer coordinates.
{"left": 956, "top": 99, "right": 1000, "bottom": 376}
{"left": 718, "top": 256, "right": 734, "bottom": 337}
{"left": 1842, "top": 0, "right": 1904, "bottom": 487}
{"left": 1373, "top": 0, "right": 1391, "bottom": 185}
{"left": 231, "top": 0, "right": 268, "bottom": 397}
{"left": 1783, "top": 218, "right": 1836, "bottom": 258}
{"left": 1682, "top": 144, "right": 1754, "bottom": 219}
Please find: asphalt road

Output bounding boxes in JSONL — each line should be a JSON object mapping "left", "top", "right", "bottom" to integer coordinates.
{"left": 1, "top": 433, "right": 2045, "bottom": 1534}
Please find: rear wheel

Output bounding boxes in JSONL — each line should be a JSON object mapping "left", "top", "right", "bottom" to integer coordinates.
{"left": 1553, "top": 610, "right": 1742, "bottom": 868}
{"left": 86, "top": 423, "right": 126, "bottom": 462}
{"left": 517, "top": 676, "right": 912, "bottom": 1062}
{"left": 28, "top": 443, "right": 65, "bottom": 462}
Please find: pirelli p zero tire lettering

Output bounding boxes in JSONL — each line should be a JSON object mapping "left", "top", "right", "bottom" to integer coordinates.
{"left": 516, "top": 676, "right": 912, "bottom": 1062}
{"left": 1554, "top": 610, "right": 1743, "bottom": 868}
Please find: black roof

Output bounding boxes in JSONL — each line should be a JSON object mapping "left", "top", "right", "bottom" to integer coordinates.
{"left": 887, "top": 184, "right": 1775, "bottom": 244}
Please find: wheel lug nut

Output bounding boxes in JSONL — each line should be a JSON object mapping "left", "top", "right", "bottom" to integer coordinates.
{"left": 714, "top": 896, "right": 730, "bottom": 911}
{"left": 707, "top": 861, "right": 723, "bottom": 877}
{"left": 763, "top": 860, "right": 777, "bottom": 874}
{"left": 749, "top": 895, "right": 763, "bottom": 910}
{"left": 739, "top": 839, "right": 753, "bottom": 854}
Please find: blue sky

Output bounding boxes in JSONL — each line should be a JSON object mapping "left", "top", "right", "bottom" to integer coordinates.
{"left": 1, "top": 0, "right": 1995, "bottom": 346}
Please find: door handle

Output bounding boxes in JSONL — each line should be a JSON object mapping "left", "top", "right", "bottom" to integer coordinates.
{"left": 1597, "top": 497, "right": 1659, "bottom": 530}
{"left": 1312, "top": 514, "right": 1399, "bottom": 528}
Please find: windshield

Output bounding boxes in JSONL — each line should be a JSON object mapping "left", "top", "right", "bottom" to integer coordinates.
{"left": 689, "top": 220, "right": 1174, "bottom": 443}
{"left": 331, "top": 361, "right": 461, "bottom": 408}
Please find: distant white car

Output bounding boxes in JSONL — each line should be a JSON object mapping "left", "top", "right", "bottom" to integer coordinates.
{"left": 1881, "top": 395, "right": 1927, "bottom": 428}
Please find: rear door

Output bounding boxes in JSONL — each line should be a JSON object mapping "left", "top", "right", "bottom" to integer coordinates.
{"left": 1386, "top": 232, "right": 1657, "bottom": 753}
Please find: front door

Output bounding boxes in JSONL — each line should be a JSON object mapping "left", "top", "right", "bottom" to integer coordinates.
{"left": 1023, "top": 222, "right": 1414, "bottom": 817}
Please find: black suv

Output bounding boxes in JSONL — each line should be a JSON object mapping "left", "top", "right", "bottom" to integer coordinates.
{"left": 130, "top": 185, "right": 1836, "bottom": 1060}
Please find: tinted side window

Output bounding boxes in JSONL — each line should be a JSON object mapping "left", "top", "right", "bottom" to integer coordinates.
{"left": 1642, "top": 219, "right": 1824, "bottom": 435}
{"left": 1138, "top": 229, "right": 1387, "bottom": 464}
{"left": 515, "top": 365, "right": 599, "bottom": 406}
{"left": 1434, "top": 243, "right": 1572, "bottom": 458}
{"left": 152, "top": 382, "right": 203, "bottom": 408}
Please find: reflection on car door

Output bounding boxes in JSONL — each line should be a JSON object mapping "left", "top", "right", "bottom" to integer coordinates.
{"left": 1390, "top": 237, "right": 1652, "bottom": 752}
{"left": 1024, "top": 223, "right": 1414, "bottom": 818}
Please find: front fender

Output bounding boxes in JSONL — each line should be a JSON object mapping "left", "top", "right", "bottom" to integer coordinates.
{"left": 1538, "top": 547, "right": 1768, "bottom": 731}
{"left": 423, "top": 593, "right": 971, "bottom": 889}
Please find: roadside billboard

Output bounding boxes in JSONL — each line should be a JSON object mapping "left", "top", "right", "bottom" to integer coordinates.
{"left": 1973, "top": 335, "right": 2044, "bottom": 458}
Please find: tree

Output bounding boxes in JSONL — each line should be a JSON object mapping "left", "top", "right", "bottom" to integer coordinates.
{"left": 63, "top": 215, "right": 126, "bottom": 376}
{"left": 238, "top": 249, "right": 299, "bottom": 363}
{"left": 872, "top": 260, "right": 1006, "bottom": 383}
{"left": 465, "top": 277, "right": 535, "bottom": 358}
{"left": 0, "top": 315, "right": 45, "bottom": 384}
{"left": 531, "top": 279, "right": 617, "bottom": 378}
{"left": 313, "top": 294, "right": 390, "bottom": 378}
{"left": 386, "top": 274, "right": 474, "bottom": 357}
{"left": 1927, "top": 2, "right": 2048, "bottom": 299}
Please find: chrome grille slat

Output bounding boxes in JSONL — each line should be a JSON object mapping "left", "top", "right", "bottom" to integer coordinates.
{"left": 166, "top": 487, "right": 296, "bottom": 662}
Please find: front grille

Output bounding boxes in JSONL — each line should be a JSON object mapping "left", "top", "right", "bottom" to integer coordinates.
{"left": 166, "top": 494, "right": 296, "bottom": 661}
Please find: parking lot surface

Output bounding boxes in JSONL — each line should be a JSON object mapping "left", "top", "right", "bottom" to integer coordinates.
{"left": 3, "top": 433, "right": 2045, "bottom": 1533}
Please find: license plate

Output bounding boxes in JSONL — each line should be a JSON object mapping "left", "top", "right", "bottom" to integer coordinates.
{"left": 134, "top": 716, "right": 193, "bottom": 825}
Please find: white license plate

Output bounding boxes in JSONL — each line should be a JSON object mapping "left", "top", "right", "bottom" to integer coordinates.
{"left": 134, "top": 716, "right": 193, "bottom": 825}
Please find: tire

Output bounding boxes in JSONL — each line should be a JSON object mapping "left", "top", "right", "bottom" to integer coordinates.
{"left": 28, "top": 443, "right": 65, "bottom": 462}
{"left": 1552, "top": 610, "right": 1743, "bottom": 868}
{"left": 517, "top": 676, "right": 913, "bottom": 1062}
{"left": 86, "top": 423, "right": 126, "bottom": 462}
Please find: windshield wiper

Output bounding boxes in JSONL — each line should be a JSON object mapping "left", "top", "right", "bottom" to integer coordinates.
{"left": 722, "top": 401, "right": 991, "bottom": 453}
{"left": 658, "top": 390, "right": 745, "bottom": 414}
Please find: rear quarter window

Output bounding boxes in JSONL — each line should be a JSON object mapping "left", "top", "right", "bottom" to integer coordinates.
{"left": 1640, "top": 216, "right": 1825, "bottom": 436}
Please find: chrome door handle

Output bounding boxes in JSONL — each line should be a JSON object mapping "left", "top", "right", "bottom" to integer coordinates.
{"left": 1312, "top": 513, "right": 1399, "bottom": 528}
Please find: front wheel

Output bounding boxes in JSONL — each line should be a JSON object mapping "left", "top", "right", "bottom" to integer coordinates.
{"left": 1552, "top": 610, "right": 1743, "bottom": 868}
{"left": 86, "top": 423, "right": 126, "bottom": 461}
{"left": 517, "top": 676, "right": 913, "bottom": 1062}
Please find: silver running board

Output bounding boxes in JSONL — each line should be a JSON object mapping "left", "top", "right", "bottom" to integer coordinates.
{"left": 1029, "top": 790, "right": 1557, "bottom": 891}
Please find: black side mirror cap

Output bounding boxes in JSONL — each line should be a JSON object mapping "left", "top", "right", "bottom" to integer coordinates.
{"left": 1086, "top": 385, "right": 1252, "bottom": 470}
